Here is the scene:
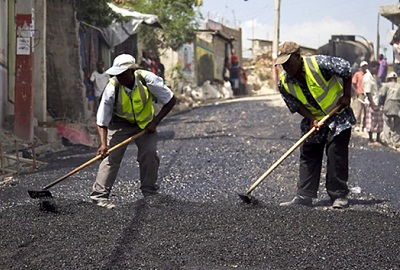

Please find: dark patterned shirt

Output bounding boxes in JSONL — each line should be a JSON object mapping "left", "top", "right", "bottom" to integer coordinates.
{"left": 278, "top": 55, "right": 356, "bottom": 143}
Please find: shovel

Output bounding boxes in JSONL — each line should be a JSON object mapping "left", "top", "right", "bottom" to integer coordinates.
{"left": 28, "top": 130, "right": 146, "bottom": 200}
{"left": 238, "top": 106, "right": 341, "bottom": 204}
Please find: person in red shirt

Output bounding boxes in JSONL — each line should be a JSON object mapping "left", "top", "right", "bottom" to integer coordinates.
{"left": 351, "top": 61, "right": 368, "bottom": 132}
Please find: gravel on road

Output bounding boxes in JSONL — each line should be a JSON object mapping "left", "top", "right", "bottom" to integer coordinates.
{"left": 1, "top": 95, "right": 399, "bottom": 270}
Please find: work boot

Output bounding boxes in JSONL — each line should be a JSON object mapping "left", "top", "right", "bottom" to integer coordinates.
{"left": 279, "top": 195, "right": 312, "bottom": 207}
{"left": 332, "top": 197, "right": 348, "bottom": 209}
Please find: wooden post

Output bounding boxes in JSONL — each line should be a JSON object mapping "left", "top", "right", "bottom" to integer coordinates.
{"left": 272, "top": 0, "right": 281, "bottom": 92}
{"left": 0, "top": 143, "right": 3, "bottom": 170}
{"left": 14, "top": 140, "right": 20, "bottom": 174}
{"left": 376, "top": 13, "right": 380, "bottom": 60}
{"left": 14, "top": 12, "right": 34, "bottom": 141}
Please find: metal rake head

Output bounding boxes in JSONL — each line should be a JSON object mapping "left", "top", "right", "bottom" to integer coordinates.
{"left": 237, "top": 193, "right": 254, "bottom": 204}
{"left": 28, "top": 190, "right": 53, "bottom": 199}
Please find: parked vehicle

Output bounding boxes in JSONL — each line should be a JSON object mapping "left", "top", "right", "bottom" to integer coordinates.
{"left": 316, "top": 35, "right": 374, "bottom": 72}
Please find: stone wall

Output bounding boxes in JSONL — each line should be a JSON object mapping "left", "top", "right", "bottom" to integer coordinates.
{"left": 46, "top": 0, "right": 85, "bottom": 122}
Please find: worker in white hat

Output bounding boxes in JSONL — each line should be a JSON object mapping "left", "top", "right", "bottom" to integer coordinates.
{"left": 90, "top": 54, "right": 176, "bottom": 209}
{"left": 379, "top": 71, "right": 400, "bottom": 149}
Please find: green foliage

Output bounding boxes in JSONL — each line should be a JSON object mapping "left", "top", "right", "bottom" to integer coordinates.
{"left": 122, "top": 0, "right": 202, "bottom": 53}
{"left": 75, "top": 0, "right": 202, "bottom": 53}
{"left": 75, "top": 0, "right": 122, "bottom": 27}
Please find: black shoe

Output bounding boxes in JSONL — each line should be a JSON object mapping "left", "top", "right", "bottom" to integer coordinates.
{"left": 143, "top": 192, "right": 159, "bottom": 198}
{"left": 279, "top": 195, "right": 312, "bottom": 206}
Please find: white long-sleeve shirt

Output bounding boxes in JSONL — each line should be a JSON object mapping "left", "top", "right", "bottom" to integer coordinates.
{"left": 96, "top": 70, "right": 174, "bottom": 127}
{"left": 362, "top": 69, "right": 379, "bottom": 105}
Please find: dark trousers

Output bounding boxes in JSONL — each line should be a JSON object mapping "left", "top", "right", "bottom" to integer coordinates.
{"left": 297, "top": 128, "right": 351, "bottom": 200}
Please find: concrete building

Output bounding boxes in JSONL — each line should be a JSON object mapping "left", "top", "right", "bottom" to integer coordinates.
{"left": 1, "top": 1, "right": 241, "bottom": 146}
{"left": 161, "top": 19, "right": 242, "bottom": 89}
{"left": 0, "top": 0, "right": 160, "bottom": 145}
{"left": 250, "top": 39, "right": 316, "bottom": 59}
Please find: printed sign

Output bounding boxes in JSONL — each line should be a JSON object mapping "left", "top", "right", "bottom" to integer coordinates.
{"left": 17, "top": 37, "right": 30, "bottom": 55}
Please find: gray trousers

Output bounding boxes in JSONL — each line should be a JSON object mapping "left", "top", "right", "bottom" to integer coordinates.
{"left": 90, "top": 121, "right": 160, "bottom": 200}
{"left": 351, "top": 96, "right": 365, "bottom": 129}
{"left": 383, "top": 115, "right": 400, "bottom": 148}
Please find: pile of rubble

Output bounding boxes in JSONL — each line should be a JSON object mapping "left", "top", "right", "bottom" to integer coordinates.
{"left": 171, "top": 53, "right": 276, "bottom": 111}
{"left": 244, "top": 51, "right": 275, "bottom": 93}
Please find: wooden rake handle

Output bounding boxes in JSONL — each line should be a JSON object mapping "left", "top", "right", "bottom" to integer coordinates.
{"left": 43, "top": 130, "right": 146, "bottom": 190}
{"left": 246, "top": 106, "right": 341, "bottom": 195}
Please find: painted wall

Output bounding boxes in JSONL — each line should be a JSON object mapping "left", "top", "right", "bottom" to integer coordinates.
{"left": 0, "top": 0, "right": 8, "bottom": 128}
{"left": 46, "top": 0, "right": 85, "bottom": 121}
{"left": 33, "top": 0, "right": 47, "bottom": 123}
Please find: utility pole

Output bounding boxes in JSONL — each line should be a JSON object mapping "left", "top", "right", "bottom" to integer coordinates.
{"left": 252, "top": 18, "right": 254, "bottom": 58}
{"left": 272, "top": 0, "right": 281, "bottom": 92}
{"left": 376, "top": 13, "right": 380, "bottom": 60}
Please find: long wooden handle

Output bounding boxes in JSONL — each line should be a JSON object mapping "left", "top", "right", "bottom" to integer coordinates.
{"left": 246, "top": 106, "right": 341, "bottom": 195}
{"left": 43, "top": 130, "right": 146, "bottom": 190}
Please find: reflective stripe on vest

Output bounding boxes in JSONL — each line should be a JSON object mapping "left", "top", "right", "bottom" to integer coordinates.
{"left": 112, "top": 71, "right": 154, "bottom": 129}
{"left": 281, "top": 56, "right": 344, "bottom": 120}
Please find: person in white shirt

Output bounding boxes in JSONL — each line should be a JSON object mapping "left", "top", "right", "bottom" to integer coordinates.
{"left": 90, "top": 54, "right": 176, "bottom": 209}
{"left": 363, "top": 61, "right": 384, "bottom": 146}
{"left": 379, "top": 71, "right": 400, "bottom": 149}
{"left": 391, "top": 31, "right": 400, "bottom": 76}
{"left": 90, "top": 60, "right": 110, "bottom": 112}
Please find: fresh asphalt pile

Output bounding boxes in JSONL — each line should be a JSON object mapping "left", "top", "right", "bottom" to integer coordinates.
{"left": 1, "top": 94, "right": 400, "bottom": 270}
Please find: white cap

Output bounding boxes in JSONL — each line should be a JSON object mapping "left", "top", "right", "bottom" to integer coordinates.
{"left": 106, "top": 54, "right": 138, "bottom": 75}
{"left": 387, "top": 71, "right": 397, "bottom": 79}
{"left": 360, "top": 61, "right": 368, "bottom": 67}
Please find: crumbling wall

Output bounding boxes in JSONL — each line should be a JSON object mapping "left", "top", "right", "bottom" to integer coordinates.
{"left": 46, "top": 0, "right": 85, "bottom": 122}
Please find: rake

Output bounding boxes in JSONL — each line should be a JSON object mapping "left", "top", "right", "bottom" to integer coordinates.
{"left": 238, "top": 106, "right": 341, "bottom": 204}
{"left": 28, "top": 130, "right": 146, "bottom": 200}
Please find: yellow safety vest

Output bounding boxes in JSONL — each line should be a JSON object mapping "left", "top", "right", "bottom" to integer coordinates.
{"left": 280, "top": 56, "right": 344, "bottom": 120}
{"left": 110, "top": 70, "right": 154, "bottom": 129}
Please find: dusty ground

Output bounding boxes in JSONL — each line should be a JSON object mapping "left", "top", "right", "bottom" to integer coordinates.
{"left": 1, "top": 92, "right": 400, "bottom": 270}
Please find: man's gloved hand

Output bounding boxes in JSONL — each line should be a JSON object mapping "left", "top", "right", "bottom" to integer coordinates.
{"left": 337, "top": 96, "right": 351, "bottom": 109}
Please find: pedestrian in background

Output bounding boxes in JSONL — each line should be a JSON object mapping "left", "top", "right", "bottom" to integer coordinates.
{"left": 230, "top": 60, "right": 240, "bottom": 96}
{"left": 239, "top": 66, "right": 248, "bottom": 96}
{"left": 377, "top": 54, "right": 388, "bottom": 83}
{"left": 223, "top": 56, "right": 231, "bottom": 82}
{"left": 276, "top": 41, "right": 355, "bottom": 209}
{"left": 83, "top": 67, "right": 94, "bottom": 113}
{"left": 379, "top": 71, "right": 400, "bottom": 149}
{"left": 351, "top": 61, "right": 368, "bottom": 132}
{"left": 363, "top": 61, "right": 384, "bottom": 146}
{"left": 90, "top": 54, "right": 176, "bottom": 209}
{"left": 90, "top": 60, "right": 110, "bottom": 112}
{"left": 157, "top": 57, "right": 165, "bottom": 80}
{"left": 140, "top": 51, "right": 151, "bottom": 70}
{"left": 391, "top": 32, "right": 400, "bottom": 76}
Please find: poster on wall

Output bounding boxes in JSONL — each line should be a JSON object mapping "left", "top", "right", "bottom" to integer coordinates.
{"left": 17, "top": 38, "right": 31, "bottom": 55}
{"left": 178, "top": 44, "right": 195, "bottom": 82}
{"left": 196, "top": 45, "right": 215, "bottom": 86}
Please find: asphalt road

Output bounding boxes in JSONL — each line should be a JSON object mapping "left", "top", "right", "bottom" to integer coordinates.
{"left": 1, "top": 94, "right": 399, "bottom": 269}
